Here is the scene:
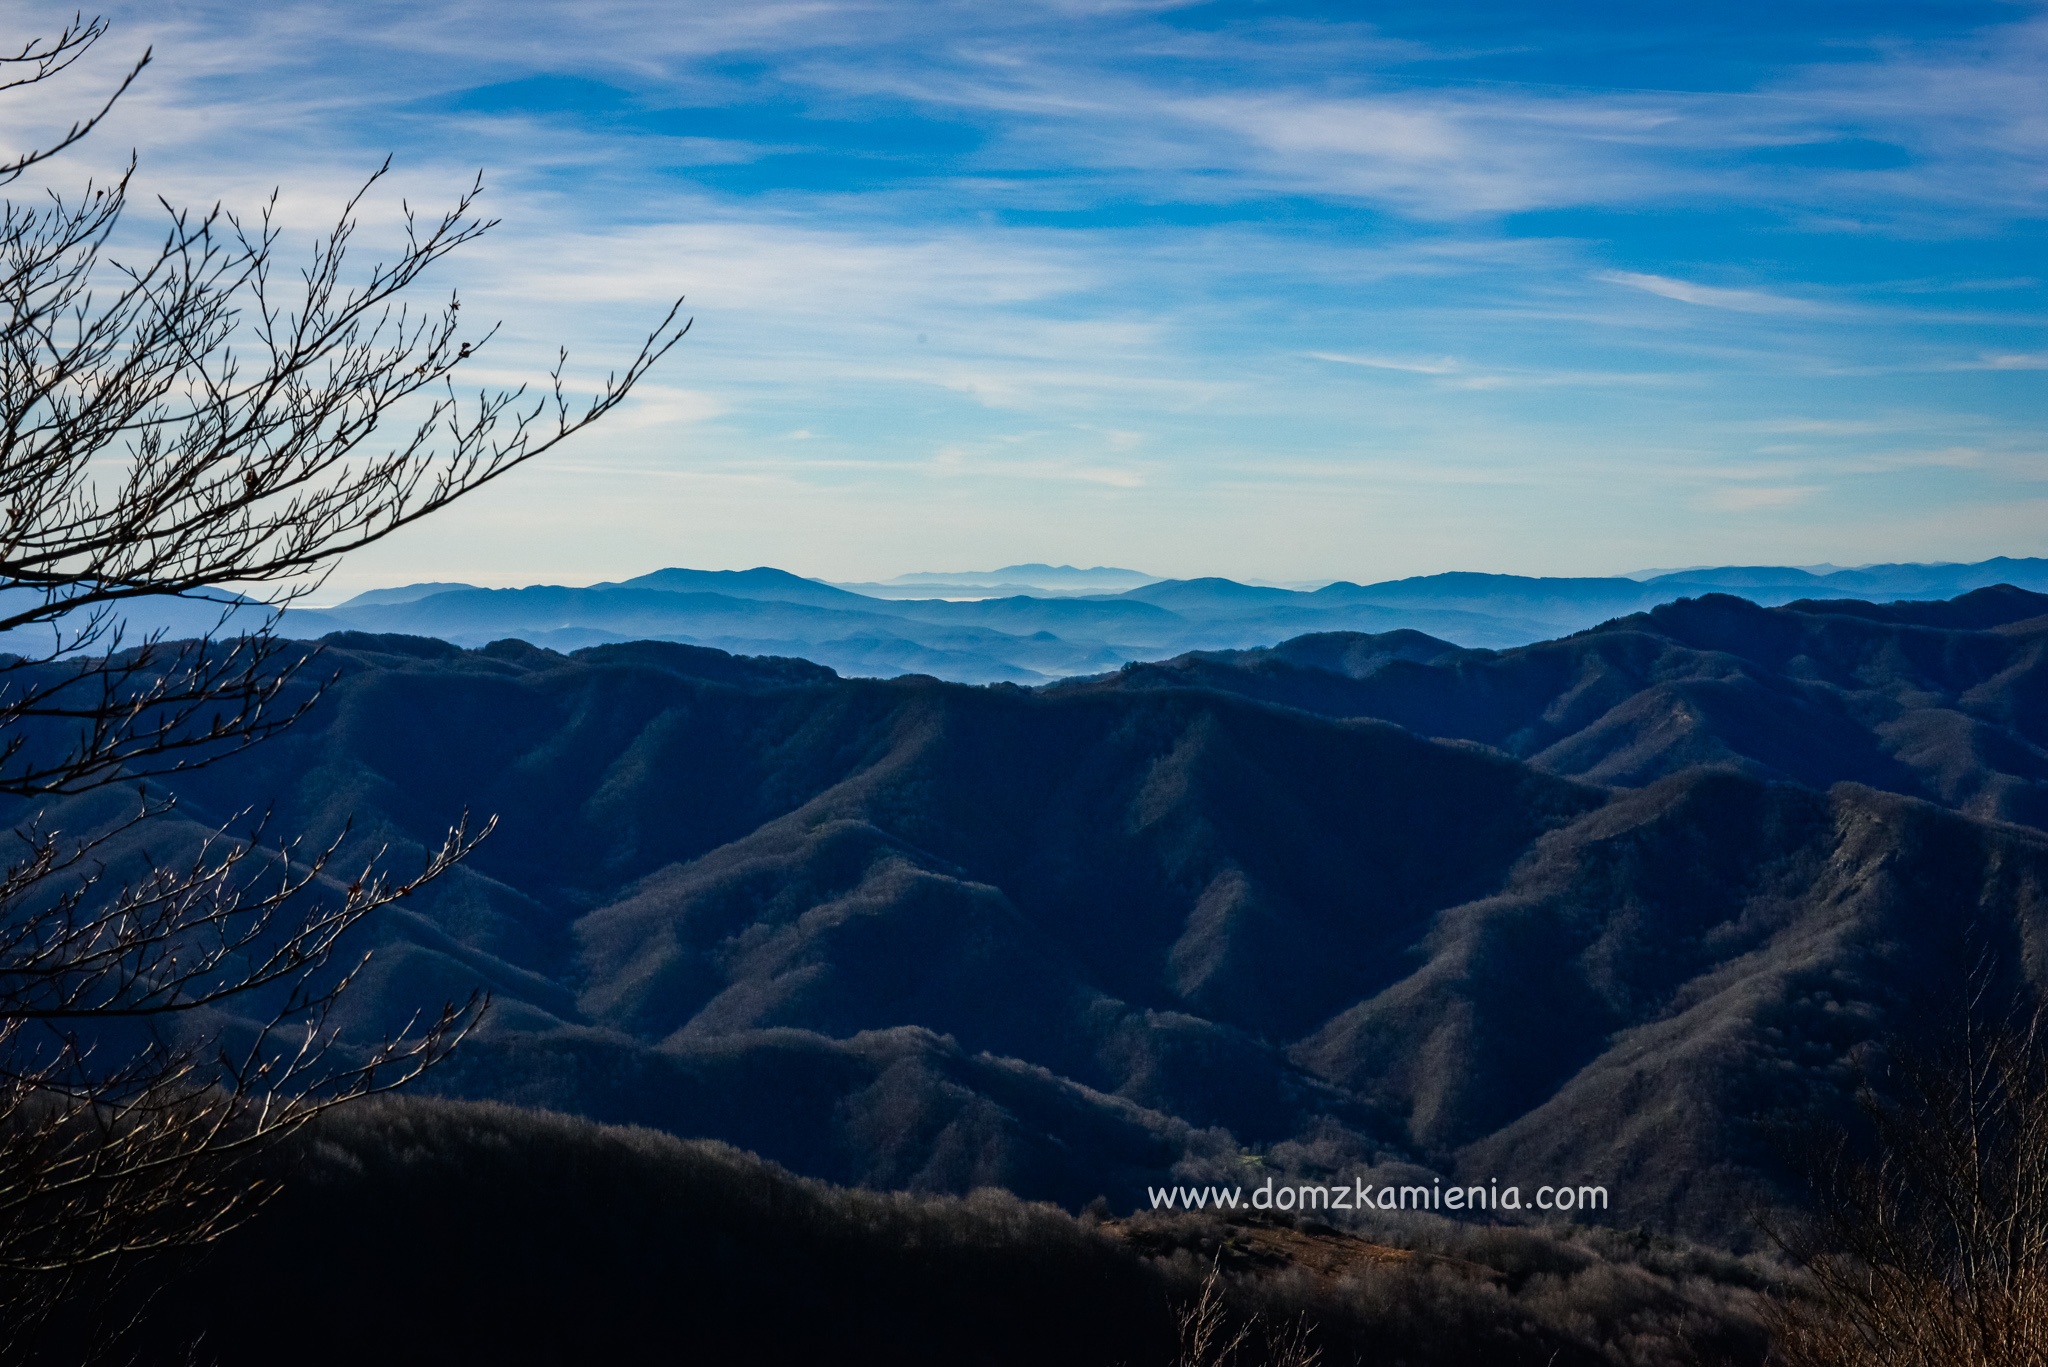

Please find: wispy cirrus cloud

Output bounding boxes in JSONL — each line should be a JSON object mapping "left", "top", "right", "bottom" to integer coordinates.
{"left": 2, "top": 0, "right": 2037, "bottom": 588}
{"left": 1596, "top": 272, "right": 1831, "bottom": 315}
{"left": 1308, "top": 352, "right": 1462, "bottom": 375}
{"left": 77, "top": 0, "right": 2048, "bottom": 225}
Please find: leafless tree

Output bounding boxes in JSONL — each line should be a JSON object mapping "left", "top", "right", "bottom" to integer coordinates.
{"left": 0, "top": 15, "right": 690, "bottom": 1354}
{"left": 1767, "top": 995, "right": 2048, "bottom": 1367}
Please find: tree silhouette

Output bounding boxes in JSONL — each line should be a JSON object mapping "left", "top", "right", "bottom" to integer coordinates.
{"left": 0, "top": 17, "right": 690, "bottom": 1355}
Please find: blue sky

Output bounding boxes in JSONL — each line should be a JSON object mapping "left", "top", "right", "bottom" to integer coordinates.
{"left": 13, "top": 0, "right": 2047, "bottom": 590}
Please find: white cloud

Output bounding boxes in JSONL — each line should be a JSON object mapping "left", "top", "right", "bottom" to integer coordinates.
{"left": 606, "top": 385, "right": 731, "bottom": 429}
{"left": 1309, "top": 352, "right": 1461, "bottom": 374}
{"left": 1596, "top": 272, "right": 1827, "bottom": 315}
{"left": 1, "top": 0, "right": 2034, "bottom": 585}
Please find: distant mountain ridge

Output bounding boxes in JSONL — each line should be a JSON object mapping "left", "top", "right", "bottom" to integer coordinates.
{"left": 1077, "top": 585, "right": 2048, "bottom": 833}
{"left": 284, "top": 556, "right": 2048, "bottom": 686}
{"left": 1641, "top": 558, "right": 2048, "bottom": 596}
{"left": 879, "top": 563, "right": 1158, "bottom": 589}
{"left": 23, "top": 582, "right": 2045, "bottom": 1243}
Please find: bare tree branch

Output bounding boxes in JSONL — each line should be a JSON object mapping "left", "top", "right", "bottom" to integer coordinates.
{"left": 0, "top": 17, "right": 151, "bottom": 189}
{"left": 0, "top": 15, "right": 690, "bottom": 1355}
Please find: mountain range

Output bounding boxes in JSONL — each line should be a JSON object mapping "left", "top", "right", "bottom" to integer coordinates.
{"left": 274, "top": 557, "right": 2048, "bottom": 685}
{"left": 21, "top": 580, "right": 2044, "bottom": 1244}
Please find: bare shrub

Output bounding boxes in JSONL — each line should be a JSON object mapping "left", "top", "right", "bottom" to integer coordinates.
{"left": 1128, "top": 1209, "right": 1772, "bottom": 1367}
{"left": 1767, "top": 1002, "right": 2048, "bottom": 1367}
{"left": 1139, "top": 1258, "right": 1327, "bottom": 1367}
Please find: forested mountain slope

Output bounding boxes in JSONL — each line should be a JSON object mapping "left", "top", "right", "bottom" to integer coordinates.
{"left": 1076, "top": 586, "right": 2048, "bottom": 832}
{"left": 14, "top": 595, "right": 2047, "bottom": 1240}
{"left": 108, "top": 1098, "right": 1772, "bottom": 1367}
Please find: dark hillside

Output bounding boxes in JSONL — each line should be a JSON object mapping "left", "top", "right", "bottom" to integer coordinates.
{"left": 1302, "top": 771, "right": 2048, "bottom": 1232}
{"left": 16, "top": 595, "right": 2048, "bottom": 1241}
{"left": 1078, "top": 587, "right": 2048, "bottom": 832}
{"left": 114, "top": 1097, "right": 1771, "bottom": 1367}
{"left": 1785, "top": 582, "right": 2048, "bottom": 630}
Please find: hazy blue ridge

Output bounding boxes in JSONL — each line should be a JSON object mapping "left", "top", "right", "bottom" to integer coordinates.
{"left": 0, "top": 587, "right": 276, "bottom": 656}
{"left": 882, "top": 564, "right": 1158, "bottom": 589}
{"left": 611, "top": 566, "right": 881, "bottom": 608}
{"left": 276, "top": 557, "right": 2048, "bottom": 686}
{"left": 330, "top": 581, "right": 482, "bottom": 608}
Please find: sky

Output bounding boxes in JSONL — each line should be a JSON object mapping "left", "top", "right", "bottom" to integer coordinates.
{"left": 5, "top": 0, "right": 2045, "bottom": 591}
